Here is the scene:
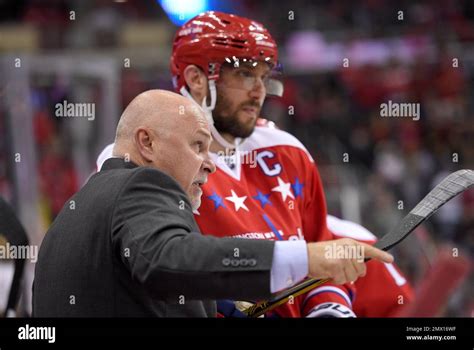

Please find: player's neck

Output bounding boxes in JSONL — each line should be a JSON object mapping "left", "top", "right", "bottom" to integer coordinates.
{"left": 210, "top": 132, "right": 236, "bottom": 154}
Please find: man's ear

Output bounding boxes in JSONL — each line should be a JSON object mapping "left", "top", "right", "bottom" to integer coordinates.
{"left": 134, "top": 128, "right": 155, "bottom": 163}
{"left": 183, "top": 65, "right": 207, "bottom": 103}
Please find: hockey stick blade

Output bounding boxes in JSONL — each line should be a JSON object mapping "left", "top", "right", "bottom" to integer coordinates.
{"left": 244, "top": 169, "right": 474, "bottom": 318}
{"left": 374, "top": 169, "right": 474, "bottom": 251}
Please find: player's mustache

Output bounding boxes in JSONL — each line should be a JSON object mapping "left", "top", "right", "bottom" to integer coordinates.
{"left": 240, "top": 100, "right": 262, "bottom": 110}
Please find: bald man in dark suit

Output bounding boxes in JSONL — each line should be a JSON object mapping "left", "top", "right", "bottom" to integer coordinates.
{"left": 32, "top": 90, "right": 392, "bottom": 317}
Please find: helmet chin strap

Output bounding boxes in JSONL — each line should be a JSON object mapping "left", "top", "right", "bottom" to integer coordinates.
{"left": 180, "top": 80, "right": 243, "bottom": 150}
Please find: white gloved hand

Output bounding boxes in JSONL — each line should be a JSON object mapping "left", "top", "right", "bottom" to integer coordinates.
{"left": 306, "top": 302, "right": 356, "bottom": 318}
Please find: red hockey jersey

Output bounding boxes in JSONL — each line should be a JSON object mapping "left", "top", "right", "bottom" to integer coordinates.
{"left": 193, "top": 121, "right": 355, "bottom": 317}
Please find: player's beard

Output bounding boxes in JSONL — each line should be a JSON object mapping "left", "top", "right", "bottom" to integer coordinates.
{"left": 212, "top": 88, "right": 261, "bottom": 139}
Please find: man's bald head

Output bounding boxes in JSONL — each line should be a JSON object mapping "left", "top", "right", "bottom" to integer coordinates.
{"left": 114, "top": 89, "right": 205, "bottom": 148}
{"left": 113, "top": 89, "right": 215, "bottom": 210}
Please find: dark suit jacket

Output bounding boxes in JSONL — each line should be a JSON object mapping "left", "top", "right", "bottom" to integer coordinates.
{"left": 33, "top": 158, "right": 275, "bottom": 317}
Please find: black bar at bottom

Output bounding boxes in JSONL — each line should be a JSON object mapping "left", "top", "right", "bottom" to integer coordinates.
{"left": 0, "top": 317, "right": 471, "bottom": 346}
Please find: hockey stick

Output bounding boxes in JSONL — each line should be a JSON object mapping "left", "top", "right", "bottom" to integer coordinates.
{"left": 243, "top": 169, "right": 474, "bottom": 317}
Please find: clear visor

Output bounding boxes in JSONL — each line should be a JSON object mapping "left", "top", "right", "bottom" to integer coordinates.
{"left": 217, "top": 57, "right": 284, "bottom": 97}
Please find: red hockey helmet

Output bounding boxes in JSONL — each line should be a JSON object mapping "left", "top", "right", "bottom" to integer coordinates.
{"left": 170, "top": 11, "right": 282, "bottom": 96}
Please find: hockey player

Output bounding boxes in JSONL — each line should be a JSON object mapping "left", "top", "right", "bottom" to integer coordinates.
{"left": 96, "top": 11, "right": 412, "bottom": 317}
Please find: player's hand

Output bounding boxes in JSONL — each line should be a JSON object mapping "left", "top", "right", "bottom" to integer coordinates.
{"left": 306, "top": 238, "right": 394, "bottom": 285}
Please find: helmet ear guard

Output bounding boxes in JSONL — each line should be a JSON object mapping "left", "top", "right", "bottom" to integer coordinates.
{"left": 178, "top": 62, "right": 218, "bottom": 126}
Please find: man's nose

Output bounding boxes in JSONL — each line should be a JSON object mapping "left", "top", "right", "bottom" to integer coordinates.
{"left": 249, "top": 77, "right": 266, "bottom": 101}
{"left": 203, "top": 154, "right": 216, "bottom": 174}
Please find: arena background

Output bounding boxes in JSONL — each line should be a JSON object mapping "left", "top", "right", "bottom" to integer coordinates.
{"left": 0, "top": 0, "right": 472, "bottom": 317}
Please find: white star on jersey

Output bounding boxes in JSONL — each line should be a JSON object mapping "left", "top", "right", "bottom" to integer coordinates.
{"left": 271, "top": 177, "right": 295, "bottom": 202}
{"left": 225, "top": 190, "right": 249, "bottom": 212}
